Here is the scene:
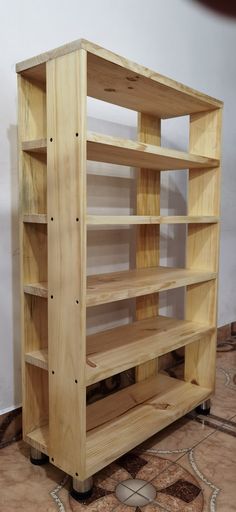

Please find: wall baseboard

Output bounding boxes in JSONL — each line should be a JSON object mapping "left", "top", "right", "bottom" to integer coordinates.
{"left": 1, "top": 322, "right": 235, "bottom": 449}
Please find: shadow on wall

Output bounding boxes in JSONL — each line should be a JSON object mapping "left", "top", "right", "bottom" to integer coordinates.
{"left": 8, "top": 124, "right": 21, "bottom": 408}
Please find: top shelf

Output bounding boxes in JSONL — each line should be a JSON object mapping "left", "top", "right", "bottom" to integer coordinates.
{"left": 16, "top": 39, "right": 223, "bottom": 119}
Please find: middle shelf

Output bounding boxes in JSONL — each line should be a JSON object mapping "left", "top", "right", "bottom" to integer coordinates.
{"left": 25, "top": 314, "right": 214, "bottom": 385}
{"left": 23, "top": 266, "right": 217, "bottom": 306}
{"left": 21, "top": 131, "right": 219, "bottom": 170}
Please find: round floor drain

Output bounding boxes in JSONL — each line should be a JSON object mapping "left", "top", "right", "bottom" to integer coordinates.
{"left": 115, "top": 478, "right": 156, "bottom": 507}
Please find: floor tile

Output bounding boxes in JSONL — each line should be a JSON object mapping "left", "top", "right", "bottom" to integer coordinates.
{"left": 138, "top": 415, "right": 215, "bottom": 462}
{"left": 211, "top": 366, "right": 236, "bottom": 419}
{"left": 179, "top": 429, "right": 236, "bottom": 512}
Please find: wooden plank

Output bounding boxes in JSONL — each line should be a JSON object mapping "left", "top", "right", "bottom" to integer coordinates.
{"left": 23, "top": 267, "right": 217, "bottom": 305}
{"left": 87, "top": 267, "right": 217, "bottom": 307}
{"left": 185, "top": 108, "right": 222, "bottom": 391}
{"left": 22, "top": 139, "right": 47, "bottom": 153}
{"left": 25, "top": 349, "right": 48, "bottom": 371}
{"left": 18, "top": 74, "right": 48, "bottom": 440}
{"left": 21, "top": 133, "right": 219, "bottom": 169}
{"left": 25, "top": 424, "right": 49, "bottom": 455}
{"left": 86, "top": 316, "right": 214, "bottom": 385}
{"left": 16, "top": 39, "right": 222, "bottom": 117}
{"left": 23, "top": 214, "right": 47, "bottom": 223}
{"left": 86, "top": 373, "right": 211, "bottom": 476}
{"left": 135, "top": 114, "right": 160, "bottom": 382}
{"left": 47, "top": 49, "right": 87, "bottom": 479}
{"left": 87, "top": 132, "right": 219, "bottom": 170}
{"left": 86, "top": 215, "right": 219, "bottom": 225}
{"left": 24, "top": 282, "right": 48, "bottom": 298}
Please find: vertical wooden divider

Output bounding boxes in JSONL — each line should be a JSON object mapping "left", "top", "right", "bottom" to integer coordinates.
{"left": 47, "top": 49, "right": 87, "bottom": 479}
{"left": 185, "top": 108, "right": 222, "bottom": 390}
{"left": 135, "top": 114, "right": 161, "bottom": 382}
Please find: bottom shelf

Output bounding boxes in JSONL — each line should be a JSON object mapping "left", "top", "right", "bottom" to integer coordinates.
{"left": 25, "top": 423, "right": 49, "bottom": 456}
{"left": 25, "top": 374, "right": 211, "bottom": 476}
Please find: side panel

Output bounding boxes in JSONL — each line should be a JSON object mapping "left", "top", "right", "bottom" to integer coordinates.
{"left": 47, "top": 50, "right": 87, "bottom": 478}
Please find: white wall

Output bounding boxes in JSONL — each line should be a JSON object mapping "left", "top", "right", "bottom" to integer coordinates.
{"left": 1, "top": 0, "right": 236, "bottom": 411}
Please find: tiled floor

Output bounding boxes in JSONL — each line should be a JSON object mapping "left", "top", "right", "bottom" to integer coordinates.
{"left": 0, "top": 341, "right": 236, "bottom": 512}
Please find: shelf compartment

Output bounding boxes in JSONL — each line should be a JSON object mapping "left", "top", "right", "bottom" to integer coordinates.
{"left": 21, "top": 133, "right": 219, "bottom": 170}
{"left": 16, "top": 39, "right": 222, "bottom": 118}
{"left": 22, "top": 315, "right": 215, "bottom": 382}
{"left": 87, "top": 215, "right": 219, "bottom": 225}
{"left": 86, "top": 266, "right": 217, "bottom": 307}
{"left": 86, "top": 316, "right": 214, "bottom": 385}
{"left": 25, "top": 423, "right": 49, "bottom": 456}
{"left": 23, "top": 373, "right": 211, "bottom": 468}
{"left": 25, "top": 349, "right": 48, "bottom": 371}
{"left": 85, "top": 373, "right": 211, "bottom": 476}
{"left": 23, "top": 266, "right": 217, "bottom": 305}
{"left": 86, "top": 132, "right": 219, "bottom": 170}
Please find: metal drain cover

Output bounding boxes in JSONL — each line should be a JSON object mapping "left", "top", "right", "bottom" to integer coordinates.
{"left": 115, "top": 478, "right": 156, "bottom": 506}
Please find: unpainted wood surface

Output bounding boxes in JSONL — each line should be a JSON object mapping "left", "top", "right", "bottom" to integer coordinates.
{"left": 16, "top": 39, "right": 222, "bottom": 118}
{"left": 24, "top": 295, "right": 47, "bottom": 353}
{"left": 86, "top": 315, "right": 213, "bottom": 385}
{"left": 185, "top": 108, "right": 222, "bottom": 391}
{"left": 47, "top": 50, "right": 87, "bottom": 479}
{"left": 24, "top": 364, "right": 48, "bottom": 435}
{"left": 23, "top": 266, "right": 217, "bottom": 306}
{"left": 135, "top": 114, "right": 160, "bottom": 381}
{"left": 18, "top": 74, "right": 48, "bottom": 440}
{"left": 86, "top": 373, "right": 211, "bottom": 476}
{"left": 25, "top": 348, "right": 48, "bottom": 371}
{"left": 25, "top": 423, "right": 49, "bottom": 455}
{"left": 87, "top": 266, "right": 217, "bottom": 307}
{"left": 21, "top": 133, "right": 219, "bottom": 170}
{"left": 87, "top": 215, "right": 219, "bottom": 225}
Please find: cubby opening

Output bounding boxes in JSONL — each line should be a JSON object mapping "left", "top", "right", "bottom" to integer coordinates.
{"left": 23, "top": 223, "right": 47, "bottom": 285}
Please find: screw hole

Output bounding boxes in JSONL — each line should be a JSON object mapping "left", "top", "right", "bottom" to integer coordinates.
{"left": 50, "top": 137, "right": 53, "bottom": 142}
{"left": 75, "top": 379, "right": 78, "bottom": 384}
{"left": 76, "top": 133, "right": 79, "bottom": 137}
{"left": 128, "top": 86, "right": 134, "bottom": 90}
{"left": 76, "top": 218, "right": 79, "bottom": 222}
{"left": 104, "top": 88, "right": 116, "bottom": 92}
{"left": 51, "top": 217, "right": 54, "bottom": 221}
{"left": 51, "top": 457, "right": 54, "bottom": 462}
{"left": 51, "top": 295, "right": 53, "bottom": 299}
{"left": 52, "top": 370, "right": 55, "bottom": 374}
{"left": 76, "top": 300, "right": 79, "bottom": 304}
{"left": 75, "top": 472, "right": 78, "bottom": 477}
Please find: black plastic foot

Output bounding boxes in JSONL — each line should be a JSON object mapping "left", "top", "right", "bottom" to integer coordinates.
{"left": 30, "top": 453, "right": 49, "bottom": 465}
{"left": 196, "top": 405, "right": 211, "bottom": 416}
{"left": 70, "top": 488, "right": 93, "bottom": 502}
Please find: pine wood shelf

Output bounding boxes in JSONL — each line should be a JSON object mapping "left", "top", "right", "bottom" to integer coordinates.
{"left": 22, "top": 132, "right": 219, "bottom": 170}
{"left": 25, "top": 315, "right": 214, "bottom": 385}
{"left": 17, "top": 40, "right": 222, "bottom": 484}
{"left": 25, "top": 349, "right": 48, "bottom": 371}
{"left": 23, "top": 266, "right": 217, "bottom": 306}
{"left": 25, "top": 373, "right": 211, "bottom": 474}
{"left": 23, "top": 214, "right": 219, "bottom": 225}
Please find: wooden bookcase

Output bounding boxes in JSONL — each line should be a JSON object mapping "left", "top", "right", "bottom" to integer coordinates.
{"left": 16, "top": 40, "right": 223, "bottom": 492}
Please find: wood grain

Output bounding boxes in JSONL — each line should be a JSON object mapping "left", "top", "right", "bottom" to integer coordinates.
{"left": 47, "top": 50, "right": 87, "bottom": 478}
{"left": 86, "top": 373, "right": 211, "bottom": 476}
{"left": 185, "top": 108, "right": 222, "bottom": 391}
{"left": 16, "top": 39, "right": 222, "bottom": 118}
